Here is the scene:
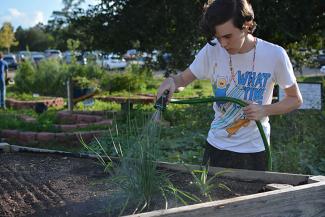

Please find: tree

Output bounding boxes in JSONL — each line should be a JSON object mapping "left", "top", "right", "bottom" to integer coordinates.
{"left": 13, "top": 25, "right": 55, "bottom": 51}
{"left": 68, "top": 0, "right": 206, "bottom": 69}
{"left": 49, "top": 0, "right": 324, "bottom": 69}
{"left": 252, "top": 0, "right": 324, "bottom": 47}
{"left": 0, "top": 22, "right": 18, "bottom": 53}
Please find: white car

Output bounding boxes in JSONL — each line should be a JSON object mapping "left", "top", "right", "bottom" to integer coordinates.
{"left": 102, "top": 54, "right": 127, "bottom": 70}
{"left": 320, "top": 66, "right": 325, "bottom": 74}
{"left": 44, "top": 49, "right": 62, "bottom": 59}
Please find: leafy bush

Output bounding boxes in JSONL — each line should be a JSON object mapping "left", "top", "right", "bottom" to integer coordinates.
{"left": 101, "top": 72, "right": 146, "bottom": 93}
{"left": 13, "top": 59, "right": 104, "bottom": 97}
{"left": 14, "top": 61, "right": 36, "bottom": 93}
{"left": 126, "top": 64, "right": 153, "bottom": 78}
{"left": 34, "top": 59, "right": 67, "bottom": 96}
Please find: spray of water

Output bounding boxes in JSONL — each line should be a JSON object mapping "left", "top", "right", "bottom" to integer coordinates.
{"left": 151, "top": 110, "right": 162, "bottom": 123}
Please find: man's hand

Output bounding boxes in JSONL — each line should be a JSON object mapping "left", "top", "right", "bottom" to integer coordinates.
{"left": 242, "top": 102, "right": 266, "bottom": 120}
{"left": 156, "top": 68, "right": 197, "bottom": 102}
{"left": 156, "top": 77, "right": 176, "bottom": 102}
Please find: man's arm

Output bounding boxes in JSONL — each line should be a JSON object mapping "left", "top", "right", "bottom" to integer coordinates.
{"left": 243, "top": 83, "right": 303, "bottom": 120}
{"left": 156, "top": 68, "right": 197, "bottom": 101}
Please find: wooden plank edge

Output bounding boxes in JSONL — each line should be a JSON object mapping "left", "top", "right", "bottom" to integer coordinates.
{"left": 125, "top": 181, "right": 325, "bottom": 217}
{"left": 157, "top": 161, "right": 310, "bottom": 185}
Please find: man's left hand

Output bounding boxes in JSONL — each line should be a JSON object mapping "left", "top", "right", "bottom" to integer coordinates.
{"left": 242, "top": 102, "right": 266, "bottom": 120}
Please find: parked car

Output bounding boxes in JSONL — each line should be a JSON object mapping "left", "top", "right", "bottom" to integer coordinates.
{"left": 123, "top": 49, "right": 138, "bottom": 60}
{"left": 76, "top": 54, "right": 87, "bottom": 65}
{"left": 3, "top": 54, "right": 18, "bottom": 70}
{"left": 63, "top": 52, "right": 87, "bottom": 65}
{"left": 102, "top": 54, "right": 127, "bottom": 70}
{"left": 16, "top": 51, "right": 32, "bottom": 62}
{"left": 316, "top": 54, "right": 325, "bottom": 66}
{"left": 31, "top": 52, "right": 45, "bottom": 65}
{"left": 44, "top": 49, "right": 62, "bottom": 59}
{"left": 320, "top": 66, "right": 325, "bottom": 74}
{"left": 129, "top": 57, "right": 146, "bottom": 66}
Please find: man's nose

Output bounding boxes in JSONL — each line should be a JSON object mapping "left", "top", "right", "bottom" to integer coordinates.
{"left": 219, "top": 39, "right": 228, "bottom": 49}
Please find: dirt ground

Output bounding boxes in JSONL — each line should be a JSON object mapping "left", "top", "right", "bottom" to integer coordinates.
{"left": 0, "top": 152, "right": 266, "bottom": 217}
{"left": 0, "top": 153, "right": 112, "bottom": 217}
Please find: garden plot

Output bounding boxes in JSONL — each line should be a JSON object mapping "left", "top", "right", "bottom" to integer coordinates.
{"left": 0, "top": 151, "right": 323, "bottom": 217}
{"left": 0, "top": 111, "right": 113, "bottom": 147}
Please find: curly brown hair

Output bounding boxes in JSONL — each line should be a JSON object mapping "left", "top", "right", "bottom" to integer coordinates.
{"left": 200, "top": 0, "right": 257, "bottom": 46}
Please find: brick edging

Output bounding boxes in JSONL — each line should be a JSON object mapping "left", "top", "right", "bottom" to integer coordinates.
{"left": 0, "top": 129, "right": 107, "bottom": 147}
{"left": 6, "top": 97, "right": 64, "bottom": 109}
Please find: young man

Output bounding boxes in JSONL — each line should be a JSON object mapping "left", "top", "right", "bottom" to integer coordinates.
{"left": 156, "top": 0, "right": 303, "bottom": 171}
{"left": 0, "top": 52, "right": 8, "bottom": 110}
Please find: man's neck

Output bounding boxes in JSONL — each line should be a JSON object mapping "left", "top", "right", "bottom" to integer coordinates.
{"left": 238, "top": 34, "right": 255, "bottom": 54}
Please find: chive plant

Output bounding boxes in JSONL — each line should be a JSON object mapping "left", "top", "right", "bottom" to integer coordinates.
{"left": 190, "top": 165, "right": 231, "bottom": 201}
{"left": 81, "top": 113, "right": 199, "bottom": 216}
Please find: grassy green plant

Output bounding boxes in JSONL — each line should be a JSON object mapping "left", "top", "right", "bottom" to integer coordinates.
{"left": 0, "top": 109, "right": 59, "bottom": 132}
{"left": 270, "top": 110, "right": 325, "bottom": 174}
{"left": 80, "top": 114, "right": 199, "bottom": 216}
{"left": 189, "top": 165, "right": 231, "bottom": 201}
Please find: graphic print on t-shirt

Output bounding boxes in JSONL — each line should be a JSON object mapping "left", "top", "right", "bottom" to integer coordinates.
{"left": 211, "top": 70, "right": 271, "bottom": 137}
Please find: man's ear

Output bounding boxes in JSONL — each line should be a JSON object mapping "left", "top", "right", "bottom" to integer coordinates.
{"left": 243, "top": 20, "right": 255, "bottom": 33}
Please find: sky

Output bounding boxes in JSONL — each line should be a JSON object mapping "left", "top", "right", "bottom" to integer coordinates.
{"left": 0, "top": 0, "right": 99, "bottom": 30}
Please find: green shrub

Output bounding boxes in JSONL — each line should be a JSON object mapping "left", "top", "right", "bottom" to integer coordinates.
{"left": 14, "top": 61, "right": 36, "bottom": 93}
{"left": 34, "top": 59, "right": 67, "bottom": 96}
{"left": 13, "top": 59, "right": 104, "bottom": 97}
{"left": 101, "top": 73, "right": 146, "bottom": 93}
{"left": 126, "top": 64, "right": 153, "bottom": 78}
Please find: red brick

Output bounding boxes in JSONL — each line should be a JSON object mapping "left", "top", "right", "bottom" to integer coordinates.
{"left": 55, "top": 132, "right": 76, "bottom": 143}
{"left": 76, "top": 132, "right": 95, "bottom": 143}
{"left": 58, "top": 113, "right": 77, "bottom": 124}
{"left": 93, "top": 120, "right": 112, "bottom": 126}
{"left": 18, "top": 132, "right": 37, "bottom": 143}
{"left": 86, "top": 130, "right": 105, "bottom": 138}
{"left": 76, "top": 114, "right": 97, "bottom": 123}
{"left": 60, "top": 124, "right": 78, "bottom": 131}
{"left": 1, "top": 129, "right": 19, "bottom": 139}
{"left": 36, "top": 132, "right": 56, "bottom": 142}
{"left": 76, "top": 123, "right": 89, "bottom": 129}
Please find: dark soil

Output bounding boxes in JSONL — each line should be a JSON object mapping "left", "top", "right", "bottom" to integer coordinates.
{"left": 0, "top": 153, "right": 266, "bottom": 217}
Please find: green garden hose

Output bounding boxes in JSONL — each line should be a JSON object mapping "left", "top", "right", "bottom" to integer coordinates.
{"left": 170, "top": 96, "right": 272, "bottom": 171}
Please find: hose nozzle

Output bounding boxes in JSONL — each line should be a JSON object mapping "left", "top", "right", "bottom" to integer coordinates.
{"left": 154, "top": 90, "right": 170, "bottom": 111}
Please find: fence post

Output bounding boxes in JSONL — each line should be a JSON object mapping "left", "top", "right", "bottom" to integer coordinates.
{"left": 67, "top": 78, "right": 74, "bottom": 111}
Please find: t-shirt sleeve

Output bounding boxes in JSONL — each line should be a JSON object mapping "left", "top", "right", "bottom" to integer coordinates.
{"left": 189, "top": 44, "right": 211, "bottom": 80}
{"left": 274, "top": 47, "right": 296, "bottom": 89}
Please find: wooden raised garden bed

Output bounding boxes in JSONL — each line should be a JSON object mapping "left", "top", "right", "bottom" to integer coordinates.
{"left": 132, "top": 162, "right": 325, "bottom": 217}
{"left": 0, "top": 144, "right": 324, "bottom": 217}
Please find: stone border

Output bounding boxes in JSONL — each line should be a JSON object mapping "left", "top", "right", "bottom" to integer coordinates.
{"left": 16, "top": 111, "right": 113, "bottom": 131}
{"left": 6, "top": 97, "right": 64, "bottom": 109}
{"left": 0, "top": 129, "right": 106, "bottom": 147}
{"left": 0, "top": 110, "right": 115, "bottom": 147}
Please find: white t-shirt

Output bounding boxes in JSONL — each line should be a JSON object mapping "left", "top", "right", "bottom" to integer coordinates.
{"left": 189, "top": 38, "right": 296, "bottom": 153}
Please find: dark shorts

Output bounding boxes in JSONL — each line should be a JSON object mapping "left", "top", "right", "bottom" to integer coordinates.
{"left": 202, "top": 142, "right": 266, "bottom": 171}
